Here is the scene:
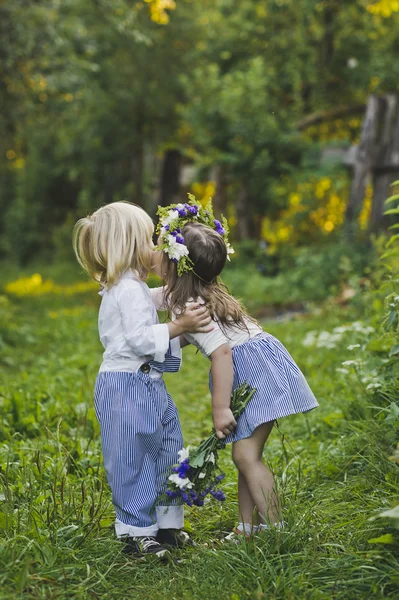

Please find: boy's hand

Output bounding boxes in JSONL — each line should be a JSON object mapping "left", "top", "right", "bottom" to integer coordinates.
{"left": 176, "top": 303, "right": 213, "bottom": 333}
{"left": 213, "top": 407, "right": 237, "bottom": 439}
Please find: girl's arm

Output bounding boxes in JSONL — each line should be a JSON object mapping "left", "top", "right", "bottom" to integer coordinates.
{"left": 210, "top": 344, "right": 237, "bottom": 439}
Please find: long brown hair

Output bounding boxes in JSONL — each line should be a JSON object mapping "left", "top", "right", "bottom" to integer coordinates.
{"left": 163, "top": 222, "right": 257, "bottom": 331}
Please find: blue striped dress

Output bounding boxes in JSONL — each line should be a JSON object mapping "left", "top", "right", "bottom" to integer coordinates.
{"left": 218, "top": 333, "right": 319, "bottom": 444}
{"left": 186, "top": 322, "right": 319, "bottom": 444}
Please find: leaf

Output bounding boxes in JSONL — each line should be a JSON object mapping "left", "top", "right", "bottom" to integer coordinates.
{"left": 383, "top": 207, "right": 399, "bottom": 215}
{"left": 386, "top": 234, "right": 399, "bottom": 247}
{"left": 322, "top": 411, "right": 344, "bottom": 428}
{"left": 386, "top": 310, "right": 398, "bottom": 331}
{"left": 389, "top": 344, "right": 399, "bottom": 357}
{"left": 388, "top": 223, "right": 399, "bottom": 230}
{"left": 368, "top": 533, "right": 394, "bottom": 544}
{"left": 189, "top": 452, "right": 206, "bottom": 468}
{"left": 384, "top": 194, "right": 399, "bottom": 204}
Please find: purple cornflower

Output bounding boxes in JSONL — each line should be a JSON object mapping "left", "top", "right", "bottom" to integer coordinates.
{"left": 176, "top": 227, "right": 181, "bottom": 233}
{"left": 176, "top": 458, "right": 190, "bottom": 478}
{"left": 216, "top": 474, "right": 225, "bottom": 481}
{"left": 170, "top": 231, "right": 177, "bottom": 237}
{"left": 210, "top": 489, "right": 226, "bottom": 502}
{"left": 166, "top": 490, "right": 179, "bottom": 498}
{"left": 178, "top": 208, "right": 187, "bottom": 218}
{"left": 181, "top": 492, "right": 193, "bottom": 507}
{"left": 172, "top": 258, "right": 178, "bottom": 264}
{"left": 188, "top": 205, "right": 199, "bottom": 215}
{"left": 175, "top": 234, "right": 185, "bottom": 244}
{"left": 163, "top": 224, "right": 170, "bottom": 231}
{"left": 214, "top": 219, "right": 225, "bottom": 235}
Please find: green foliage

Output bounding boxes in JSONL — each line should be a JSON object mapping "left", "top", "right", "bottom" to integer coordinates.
{"left": 2, "top": 1, "right": 399, "bottom": 261}
{"left": 223, "top": 237, "right": 375, "bottom": 312}
{"left": 0, "top": 240, "right": 398, "bottom": 597}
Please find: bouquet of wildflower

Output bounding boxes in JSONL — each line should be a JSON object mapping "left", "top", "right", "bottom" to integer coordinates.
{"left": 164, "top": 383, "right": 256, "bottom": 507}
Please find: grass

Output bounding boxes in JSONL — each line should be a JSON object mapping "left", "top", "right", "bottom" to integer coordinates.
{"left": 0, "top": 265, "right": 398, "bottom": 599}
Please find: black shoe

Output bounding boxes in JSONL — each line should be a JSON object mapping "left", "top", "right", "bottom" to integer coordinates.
{"left": 156, "top": 528, "right": 195, "bottom": 549}
{"left": 122, "top": 536, "right": 170, "bottom": 559}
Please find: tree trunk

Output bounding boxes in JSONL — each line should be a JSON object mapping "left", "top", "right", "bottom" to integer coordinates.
{"left": 212, "top": 164, "right": 228, "bottom": 217}
{"left": 159, "top": 149, "right": 181, "bottom": 207}
{"left": 133, "top": 131, "right": 144, "bottom": 206}
{"left": 235, "top": 184, "right": 251, "bottom": 240}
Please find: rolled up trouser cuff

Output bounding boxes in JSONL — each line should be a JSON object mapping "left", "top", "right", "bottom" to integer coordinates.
{"left": 156, "top": 505, "right": 184, "bottom": 529}
{"left": 115, "top": 519, "right": 158, "bottom": 538}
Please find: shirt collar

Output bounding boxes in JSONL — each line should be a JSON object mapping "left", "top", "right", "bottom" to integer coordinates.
{"left": 98, "top": 269, "right": 140, "bottom": 296}
{"left": 120, "top": 269, "right": 139, "bottom": 280}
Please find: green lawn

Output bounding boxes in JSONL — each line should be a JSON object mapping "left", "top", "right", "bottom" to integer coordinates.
{"left": 0, "top": 270, "right": 398, "bottom": 599}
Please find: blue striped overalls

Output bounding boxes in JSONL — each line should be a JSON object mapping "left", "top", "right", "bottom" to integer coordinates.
{"left": 94, "top": 346, "right": 184, "bottom": 537}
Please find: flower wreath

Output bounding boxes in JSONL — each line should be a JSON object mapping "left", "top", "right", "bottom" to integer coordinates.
{"left": 156, "top": 194, "right": 234, "bottom": 276}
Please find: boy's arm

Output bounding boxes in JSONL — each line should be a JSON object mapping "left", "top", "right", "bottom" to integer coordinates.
{"left": 210, "top": 344, "right": 237, "bottom": 439}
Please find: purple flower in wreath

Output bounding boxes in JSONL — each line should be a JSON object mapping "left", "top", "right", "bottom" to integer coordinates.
{"left": 214, "top": 219, "right": 225, "bottom": 235}
{"left": 178, "top": 208, "right": 187, "bottom": 218}
{"left": 175, "top": 234, "right": 185, "bottom": 244}
{"left": 172, "top": 258, "right": 178, "bottom": 264}
{"left": 170, "top": 231, "right": 177, "bottom": 237}
{"left": 186, "top": 204, "right": 199, "bottom": 216}
{"left": 163, "top": 224, "right": 170, "bottom": 231}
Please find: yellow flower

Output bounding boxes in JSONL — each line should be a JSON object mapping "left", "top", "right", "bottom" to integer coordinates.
{"left": 5, "top": 274, "right": 97, "bottom": 297}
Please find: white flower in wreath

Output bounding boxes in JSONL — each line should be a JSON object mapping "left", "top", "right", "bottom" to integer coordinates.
{"left": 226, "top": 243, "right": 235, "bottom": 261}
{"left": 161, "top": 210, "right": 178, "bottom": 227}
{"left": 168, "top": 473, "right": 193, "bottom": 489}
{"left": 164, "top": 235, "right": 190, "bottom": 261}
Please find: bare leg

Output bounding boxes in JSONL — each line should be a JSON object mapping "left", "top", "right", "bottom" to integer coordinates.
{"left": 237, "top": 472, "right": 259, "bottom": 528}
{"left": 232, "top": 421, "right": 281, "bottom": 525}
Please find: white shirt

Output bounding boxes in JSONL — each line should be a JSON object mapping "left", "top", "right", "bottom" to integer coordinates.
{"left": 98, "top": 271, "right": 178, "bottom": 374}
{"left": 184, "top": 317, "right": 263, "bottom": 358}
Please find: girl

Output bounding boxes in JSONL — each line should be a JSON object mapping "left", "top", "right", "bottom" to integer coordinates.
{"left": 73, "top": 201, "right": 212, "bottom": 558}
{"left": 154, "top": 200, "right": 319, "bottom": 540}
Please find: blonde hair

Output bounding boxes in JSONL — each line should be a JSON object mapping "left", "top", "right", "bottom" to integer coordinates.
{"left": 73, "top": 201, "right": 154, "bottom": 288}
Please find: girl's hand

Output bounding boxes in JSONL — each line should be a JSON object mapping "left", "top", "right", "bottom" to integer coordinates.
{"left": 176, "top": 303, "right": 213, "bottom": 334}
{"left": 213, "top": 407, "right": 237, "bottom": 439}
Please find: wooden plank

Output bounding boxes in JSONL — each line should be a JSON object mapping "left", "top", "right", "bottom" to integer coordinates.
{"left": 371, "top": 95, "right": 399, "bottom": 231}
{"left": 346, "top": 95, "right": 382, "bottom": 224}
